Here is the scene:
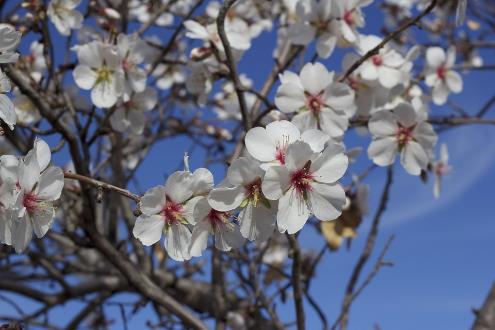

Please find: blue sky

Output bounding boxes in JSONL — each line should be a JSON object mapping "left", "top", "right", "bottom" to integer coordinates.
{"left": 1, "top": 0, "right": 495, "bottom": 329}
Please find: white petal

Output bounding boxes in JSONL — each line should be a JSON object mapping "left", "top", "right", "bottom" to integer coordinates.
{"left": 34, "top": 139, "right": 51, "bottom": 171}
{"left": 0, "top": 94, "right": 16, "bottom": 130}
{"left": 189, "top": 219, "right": 211, "bottom": 257}
{"left": 377, "top": 66, "right": 401, "bottom": 89}
{"left": 426, "top": 47, "right": 445, "bottom": 69}
{"left": 238, "top": 203, "right": 276, "bottom": 242}
{"left": 400, "top": 141, "right": 428, "bottom": 175}
{"left": 394, "top": 103, "right": 416, "bottom": 127}
{"left": 207, "top": 186, "right": 245, "bottom": 212}
{"left": 12, "top": 216, "right": 33, "bottom": 253}
{"left": 189, "top": 168, "right": 214, "bottom": 195}
{"left": 277, "top": 189, "right": 309, "bottom": 234}
{"left": 19, "top": 152, "right": 40, "bottom": 192}
{"left": 73, "top": 65, "right": 97, "bottom": 90}
{"left": 287, "top": 23, "right": 315, "bottom": 45}
{"left": 245, "top": 127, "right": 277, "bottom": 162}
{"left": 133, "top": 214, "right": 164, "bottom": 245}
{"left": 165, "top": 171, "right": 193, "bottom": 203}
{"left": 291, "top": 112, "right": 318, "bottom": 132}
{"left": 324, "top": 82, "right": 355, "bottom": 111}
{"left": 301, "top": 129, "right": 329, "bottom": 152}
{"left": 445, "top": 71, "right": 462, "bottom": 93}
{"left": 214, "top": 222, "right": 244, "bottom": 251}
{"left": 31, "top": 205, "right": 55, "bottom": 238}
{"left": 262, "top": 166, "right": 290, "bottom": 200}
{"left": 368, "top": 110, "right": 398, "bottom": 136}
{"left": 300, "top": 62, "right": 331, "bottom": 95}
{"left": 227, "top": 157, "right": 263, "bottom": 186}
{"left": 319, "top": 109, "right": 348, "bottom": 138}
{"left": 274, "top": 83, "right": 306, "bottom": 113}
{"left": 140, "top": 185, "right": 166, "bottom": 216}
{"left": 164, "top": 223, "right": 191, "bottom": 261}
{"left": 368, "top": 137, "right": 398, "bottom": 166}
{"left": 311, "top": 145, "right": 348, "bottom": 183}
{"left": 284, "top": 141, "right": 315, "bottom": 173}
{"left": 266, "top": 120, "right": 301, "bottom": 146}
{"left": 91, "top": 81, "right": 118, "bottom": 108}
{"left": 37, "top": 166, "right": 64, "bottom": 200}
{"left": 308, "top": 182, "right": 346, "bottom": 221}
{"left": 432, "top": 82, "right": 449, "bottom": 105}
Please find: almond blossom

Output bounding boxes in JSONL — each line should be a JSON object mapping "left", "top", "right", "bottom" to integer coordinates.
{"left": 334, "top": 0, "right": 372, "bottom": 44}
{"left": 189, "top": 197, "right": 245, "bottom": 257}
{"left": 262, "top": 141, "right": 348, "bottom": 234}
{"left": 358, "top": 35, "right": 406, "bottom": 89}
{"left": 110, "top": 87, "right": 157, "bottom": 135}
{"left": 183, "top": 19, "right": 251, "bottom": 53}
{"left": 47, "top": 0, "right": 83, "bottom": 36}
{"left": 433, "top": 143, "right": 451, "bottom": 198}
{"left": 287, "top": 0, "right": 340, "bottom": 59}
{"left": 367, "top": 102, "right": 437, "bottom": 175}
{"left": 73, "top": 41, "right": 125, "bottom": 108}
{"left": 275, "top": 62, "right": 355, "bottom": 138}
{"left": 425, "top": 47, "right": 463, "bottom": 105}
{"left": 116, "top": 34, "right": 148, "bottom": 99}
{"left": 207, "top": 157, "right": 276, "bottom": 243}
{"left": 3, "top": 140, "right": 64, "bottom": 253}
{"left": 0, "top": 24, "right": 21, "bottom": 63}
{"left": 132, "top": 168, "right": 213, "bottom": 261}
{"left": 245, "top": 120, "right": 329, "bottom": 169}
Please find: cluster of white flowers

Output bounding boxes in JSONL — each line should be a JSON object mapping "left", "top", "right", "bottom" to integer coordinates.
{"left": 0, "top": 139, "right": 64, "bottom": 253}
{"left": 133, "top": 120, "right": 348, "bottom": 261}
{"left": 0, "top": 24, "right": 21, "bottom": 130}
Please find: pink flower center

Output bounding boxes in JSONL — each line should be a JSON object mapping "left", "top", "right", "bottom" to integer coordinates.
{"left": 245, "top": 178, "right": 262, "bottom": 198}
{"left": 372, "top": 55, "right": 383, "bottom": 66}
{"left": 435, "top": 163, "right": 449, "bottom": 176}
{"left": 395, "top": 125, "right": 414, "bottom": 147}
{"left": 436, "top": 66, "right": 447, "bottom": 80}
{"left": 23, "top": 192, "right": 38, "bottom": 214}
{"left": 275, "top": 135, "right": 290, "bottom": 165}
{"left": 207, "top": 209, "right": 230, "bottom": 230}
{"left": 344, "top": 10, "right": 355, "bottom": 25}
{"left": 306, "top": 93, "right": 324, "bottom": 114}
{"left": 161, "top": 198, "right": 183, "bottom": 224}
{"left": 122, "top": 58, "right": 134, "bottom": 71}
{"left": 290, "top": 163, "right": 314, "bottom": 196}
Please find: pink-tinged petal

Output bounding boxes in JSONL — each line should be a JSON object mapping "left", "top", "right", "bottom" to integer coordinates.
{"left": 140, "top": 185, "right": 166, "bottom": 216}
{"left": 133, "top": 214, "right": 164, "bottom": 246}
{"left": 277, "top": 188, "right": 309, "bottom": 234}
{"left": 368, "top": 137, "right": 398, "bottom": 166}
{"left": 426, "top": 47, "right": 446, "bottom": 69}
{"left": 164, "top": 222, "right": 191, "bottom": 261}
{"left": 245, "top": 127, "right": 277, "bottom": 162}
{"left": 262, "top": 166, "right": 290, "bottom": 200}
{"left": 308, "top": 182, "right": 346, "bottom": 221}
{"left": 400, "top": 141, "right": 428, "bottom": 175}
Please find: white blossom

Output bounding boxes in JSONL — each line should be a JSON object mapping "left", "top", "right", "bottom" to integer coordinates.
{"left": 245, "top": 120, "right": 329, "bottom": 169}
{"left": 183, "top": 19, "right": 251, "bottom": 52}
{"left": 47, "top": 0, "right": 83, "bottom": 36}
{"left": 132, "top": 168, "right": 213, "bottom": 261}
{"left": 208, "top": 157, "right": 276, "bottom": 243}
{"left": 116, "top": 34, "right": 148, "bottom": 99}
{"left": 275, "top": 62, "right": 355, "bottom": 138}
{"left": 110, "top": 87, "right": 157, "bottom": 135}
{"left": 0, "top": 24, "right": 21, "bottom": 63}
{"left": 262, "top": 141, "right": 348, "bottom": 234}
{"left": 425, "top": 47, "right": 463, "bottom": 105}
{"left": 73, "top": 41, "right": 125, "bottom": 108}
{"left": 433, "top": 143, "right": 451, "bottom": 198}
{"left": 367, "top": 102, "right": 437, "bottom": 175}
